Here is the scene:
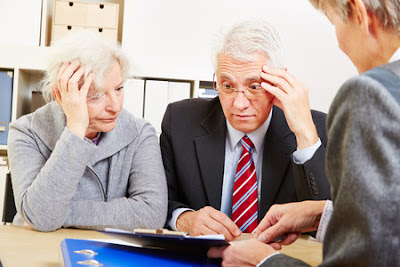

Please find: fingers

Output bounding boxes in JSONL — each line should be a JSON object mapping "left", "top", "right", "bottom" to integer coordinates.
{"left": 262, "top": 65, "right": 297, "bottom": 89}
{"left": 52, "top": 87, "right": 62, "bottom": 103}
{"left": 56, "top": 62, "right": 70, "bottom": 88}
{"left": 207, "top": 246, "right": 227, "bottom": 258}
{"left": 279, "top": 233, "right": 300, "bottom": 246}
{"left": 80, "top": 73, "right": 93, "bottom": 97}
{"left": 57, "top": 60, "right": 81, "bottom": 93}
{"left": 209, "top": 239, "right": 277, "bottom": 266}
{"left": 178, "top": 207, "right": 242, "bottom": 241}
{"left": 260, "top": 65, "right": 308, "bottom": 102}
{"left": 261, "top": 80, "right": 287, "bottom": 102}
{"left": 268, "top": 242, "right": 282, "bottom": 250}
{"left": 208, "top": 208, "right": 241, "bottom": 240}
{"left": 68, "top": 65, "right": 86, "bottom": 91}
{"left": 261, "top": 65, "right": 295, "bottom": 94}
{"left": 254, "top": 216, "right": 273, "bottom": 238}
{"left": 258, "top": 222, "right": 288, "bottom": 243}
{"left": 254, "top": 203, "right": 286, "bottom": 238}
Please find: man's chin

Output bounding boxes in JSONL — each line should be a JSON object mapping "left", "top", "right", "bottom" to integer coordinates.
{"left": 231, "top": 123, "right": 257, "bottom": 134}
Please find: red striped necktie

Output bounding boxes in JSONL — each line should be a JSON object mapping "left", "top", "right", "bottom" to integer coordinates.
{"left": 232, "top": 135, "right": 258, "bottom": 233}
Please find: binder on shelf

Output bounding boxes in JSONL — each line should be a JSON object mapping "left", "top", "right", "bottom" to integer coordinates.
{"left": 144, "top": 80, "right": 168, "bottom": 134}
{"left": 168, "top": 81, "right": 191, "bottom": 103}
{"left": 198, "top": 80, "right": 217, "bottom": 99}
{"left": 60, "top": 238, "right": 221, "bottom": 267}
{"left": 31, "top": 91, "right": 46, "bottom": 112}
{"left": 144, "top": 80, "right": 191, "bottom": 134}
{"left": 0, "top": 157, "right": 9, "bottom": 223}
{"left": 0, "top": 70, "right": 13, "bottom": 145}
{"left": 3, "top": 172, "right": 16, "bottom": 223}
{"left": 198, "top": 88, "right": 218, "bottom": 99}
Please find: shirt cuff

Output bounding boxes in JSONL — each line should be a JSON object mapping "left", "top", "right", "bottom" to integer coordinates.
{"left": 316, "top": 200, "right": 333, "bottom": 243}
{"left": 292, "top": 138, "right": 322, "bottom": 164}
{"left": 169, "top": 208, "right": 195, "bottom": 231}
{"left": 256, "top": 252, "right": 281, "bottom": 267}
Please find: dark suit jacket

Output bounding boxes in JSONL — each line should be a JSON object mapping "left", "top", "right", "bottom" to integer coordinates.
{"left": 160, "top": 97, "right": 331, "bottom": 222}
{"left": 266, "top": 61, "right": 400, "bottom": 266}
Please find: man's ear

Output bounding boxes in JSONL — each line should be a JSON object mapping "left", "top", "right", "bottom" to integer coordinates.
{"left": 350, "top": 0, "right": 375, "bottom": 37}
{"left": 52, "top": 87, "right": 62, "bottom": 106}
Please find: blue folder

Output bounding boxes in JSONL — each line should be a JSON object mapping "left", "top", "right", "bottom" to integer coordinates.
{"left": 60, "top": 238, "right": 221, "bottom": 267}
{"left": 0, "top": 70, "right": 13, "bottom": 145}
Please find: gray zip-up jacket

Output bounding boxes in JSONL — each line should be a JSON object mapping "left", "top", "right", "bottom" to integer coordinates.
{"left": 8, "top": 102, "right": 167, "bottom": 232}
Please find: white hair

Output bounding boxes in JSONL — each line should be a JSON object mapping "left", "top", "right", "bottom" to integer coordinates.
{"left": 41, "top": 30, "right": 130, "bottom": 103}
{"left": 211, "top": 20, "right": 284, "bottom": 71}
{"left": 309, "top": 0, "right": 400, "bottom": 34}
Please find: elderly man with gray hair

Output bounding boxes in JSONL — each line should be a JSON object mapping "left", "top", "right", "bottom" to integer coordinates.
{"left": 160, "top": 20, "right": 330, "bottom": 240}
{"left": 209, "top": 0, "right": 400, "bottom": 266}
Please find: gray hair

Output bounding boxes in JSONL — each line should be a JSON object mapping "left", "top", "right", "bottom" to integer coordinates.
{"left": 309, "top": 0, "right": 400, "bottom": 34}
{"left": 211, "top": 20, "right": 283, "bottom": 71}
{"left": 42, "top": 30, "right": 130, "bottom": 103}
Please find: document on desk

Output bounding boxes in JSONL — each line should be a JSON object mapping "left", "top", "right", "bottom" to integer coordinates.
{"left": 101, "top": 228, "right": 229, "bottom": 253}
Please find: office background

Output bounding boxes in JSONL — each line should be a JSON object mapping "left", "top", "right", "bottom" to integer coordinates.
{"left": 0, "top": 0, "right": 356, "bottom": 221}
{"left": 0, "top": 0, "right": 357, "bottom": 111}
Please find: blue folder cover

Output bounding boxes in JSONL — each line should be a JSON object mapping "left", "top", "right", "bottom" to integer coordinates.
{"left": 61, "top": 238, "right": 221, "bottom": 267}
{"left": 0, "top": 70, "right": 13, "bottom": 145}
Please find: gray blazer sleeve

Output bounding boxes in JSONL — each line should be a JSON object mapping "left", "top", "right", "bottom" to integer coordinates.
{"left": 261, "top": 254, "right": 311, "bottom": 267}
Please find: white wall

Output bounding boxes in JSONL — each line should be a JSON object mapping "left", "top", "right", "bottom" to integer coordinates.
{"left": 0, "top": 0, "right": 42, "bottom": 46}
{"left": 123, "top": 0, "right": 357, "bottom": 113}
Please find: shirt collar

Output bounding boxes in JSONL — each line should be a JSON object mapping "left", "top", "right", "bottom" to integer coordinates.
{"left": 90, "top": 132, "right": 102, "bottom": 146}
{"left": 389, "top": 47, "right": 400, "bottom": 63}
{"left": 226, "top": 107, "right": 273, "bottom": 153}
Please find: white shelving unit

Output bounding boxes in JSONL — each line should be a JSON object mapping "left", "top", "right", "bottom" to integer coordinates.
{"left": 0, "top": 45, "right": 49, "bottom": 152}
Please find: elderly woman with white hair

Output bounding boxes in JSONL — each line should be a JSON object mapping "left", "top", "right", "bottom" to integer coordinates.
{"left": 8, "top": 31, "right": 167, "bottom": 232}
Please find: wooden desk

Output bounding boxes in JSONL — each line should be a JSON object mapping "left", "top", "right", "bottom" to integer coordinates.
{"left": 280, "top": 235, "right": 322, "bottom": 266}
{"left": 0, "top": 225, "right": 322, "bottom": 266}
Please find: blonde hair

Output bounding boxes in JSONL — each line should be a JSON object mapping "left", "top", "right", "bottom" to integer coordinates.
{"left": 309, "top": 0, "right": 400, "bottom": 34}
{"left": 42, "top": 30, "right": 130, "bottom": 103}
{"left": 211, "top": 20, "right": 283, "bottom": 70}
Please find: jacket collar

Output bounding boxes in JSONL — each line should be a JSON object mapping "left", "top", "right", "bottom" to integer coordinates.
{"left": 30, "top": 102, "right": 138, "bottom": 164}
{"left": 259, "top": 107, "right": 294, "bottom": 218}
{"left": 194, "top": 97, "right": 227, "bottom": 209}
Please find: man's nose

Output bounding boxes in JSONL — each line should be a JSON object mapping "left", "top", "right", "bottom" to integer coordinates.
{"left": 232, "top": 89, "right": 251, "bottom": 110}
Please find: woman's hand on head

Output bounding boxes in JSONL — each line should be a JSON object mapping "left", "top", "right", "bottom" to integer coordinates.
{"left": 53, "top": 60, "right": 93, "bottom": 139}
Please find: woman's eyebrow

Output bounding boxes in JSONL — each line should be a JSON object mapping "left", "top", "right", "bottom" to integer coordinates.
{"left": 115, "top": 80, "right": 124, "bottom": 88}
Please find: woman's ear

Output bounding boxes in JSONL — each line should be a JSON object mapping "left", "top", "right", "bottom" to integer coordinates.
{"left": 350, "top": 0, "right": 374, "bottom": 37}
{"left": 52, "top": 87, "right": 62, "bottom": 106}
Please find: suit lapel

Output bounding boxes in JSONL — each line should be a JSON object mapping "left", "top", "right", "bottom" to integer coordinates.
{"left": 194, "top": 98, "right": 226, "bottom": 210}
{"left": 259, "top": 108, "right": 294, "bottom": 219}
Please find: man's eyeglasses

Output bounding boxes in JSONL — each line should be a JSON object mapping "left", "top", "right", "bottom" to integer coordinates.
{"left": 213, "top": 73, "right": 266, "bottom": 99}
